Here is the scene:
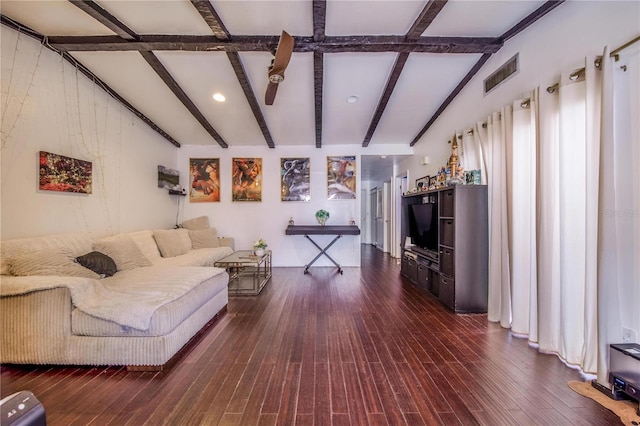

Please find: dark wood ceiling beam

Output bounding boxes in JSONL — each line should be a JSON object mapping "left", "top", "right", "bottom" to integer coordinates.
{"left": 140, "top": 51, "right": 228, "bottom": 148}
{"left": 312, "top": 0, "right": 326, "bottom": 147}
{"left": 68, "top": 0, "right": 137, "bottom": 40}
{"left": 47, "top": 35, "right": 502, "bottom": 54}
{"left": 189, "top": 0, "right": 230, "bottom": 40}
{"left": 501, "top": 0, "right": 565, "bottom": 42}
{"left": 226, "top": 52, "right": 275, "bottom": 149}
{"left": 410, "top": 53, "right": 491, "bottom": 146}
{"left": 361, "top": 0, "right": 447, "bottom": 148}
{"left": 362, "top": 53, "right": 409, "bottom": 148}
{"left": 67, "top": 2, "right": 230, "bottom": 149}
{"left": 313, "top": 0, "right": 326, "bottom": 42}
{"left": 313, "top": 52, "right": 323, "bottom": 148}
{"left": 0, "top": 14, "right": 180, "bottom": 148}
{"left": 409, "top": 1, "right": 565, "bottom": 146}
{"left": 406, "top": 0, "right": 448, "bottom": 40}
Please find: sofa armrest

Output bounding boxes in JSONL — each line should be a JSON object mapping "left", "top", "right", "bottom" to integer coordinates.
{"left": 218, "top": 237, "right": 234, "bottom": 251}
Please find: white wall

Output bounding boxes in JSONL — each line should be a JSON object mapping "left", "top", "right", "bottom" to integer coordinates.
{"left": 177, "top": 144, "right": 369, "bottom": 267}
{"left": 402, "top": 0, "right": 640, "bottom": 180}
{"left": 1, "top": 27, "right": 178, "bottom": 240}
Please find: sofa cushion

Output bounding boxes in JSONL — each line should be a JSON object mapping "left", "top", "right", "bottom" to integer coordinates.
{"left": 76, "top": 251, "right": 117, "bottom": 277}
{"left": 93, "top": 237, "right": 152, "bottom": 271}
{"left": 181, "top": 216, "right": 210, "bottom": 230}
{"left": 8, "top": 249, "right": 100, "bottom": 279}
{"left": 153, "top": 229, "right": 192, "bottom": 258}
{"left": 126, "top": 230, "right": 162, "bottom": 261}
{"left": 189, "top": 228, "right": 220, "bottom": 249}
{"left": 153, "top": 246, "right": 233, "bottom": 267}
{"left": 71, "top": 266, "right": 228, "bottom": 337}
{"left": 1, "top": 233, "right": 94, "bottom": 275}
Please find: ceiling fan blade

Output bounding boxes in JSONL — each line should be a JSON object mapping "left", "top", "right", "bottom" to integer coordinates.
{"left": 269, "top": 30, "right": 294, "bottom": 77}
{"left": 265, "top": 82, "right": 279, "bottom": 105}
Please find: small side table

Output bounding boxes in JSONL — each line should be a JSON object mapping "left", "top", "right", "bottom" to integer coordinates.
{"left": 214, "top": 250, "right": 272, "bottom": 296}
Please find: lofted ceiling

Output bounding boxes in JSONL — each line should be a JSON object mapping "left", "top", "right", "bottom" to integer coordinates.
{"left": 1, "top": 0, "right": 564, "bottom": 161}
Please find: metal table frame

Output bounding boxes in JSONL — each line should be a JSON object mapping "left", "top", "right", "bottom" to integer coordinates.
{"left": 214, "top": 250, "right": 272, "bottom": 295}
{"left": 285, "top": 225, "right": 360, "bottom": 274}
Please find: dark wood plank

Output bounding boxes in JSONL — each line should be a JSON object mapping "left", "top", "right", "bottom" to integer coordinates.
{"left": 69, "top": 0, "right": 137, "bottom": 40}
{"left": 406, "top": 0, "right": 449, "bottom": 40}
{"left": 140, "top": 51, "right": 229, "bottom": 148}
{"left": 47, "top": 35, "right": 503, "bottom": 54}
{"left": 226, "top": 52, "right": 275, "bottom": 148}
{"left": 0, "top": 246, "right": 621, "bottom": 425}
{"left": 189, "top": 0, "right": 230, "bottom": 40}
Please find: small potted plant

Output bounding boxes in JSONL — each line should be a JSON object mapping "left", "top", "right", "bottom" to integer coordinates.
{"left": 315, "top": 209, "right": 330, "bottom": 226}
{"left": 253, "top": 238, "right": 268, "bottom": 256}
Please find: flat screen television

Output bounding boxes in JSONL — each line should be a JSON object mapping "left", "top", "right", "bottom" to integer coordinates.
{"left": 408, "top": 203, "right": 438, "bottom": 252}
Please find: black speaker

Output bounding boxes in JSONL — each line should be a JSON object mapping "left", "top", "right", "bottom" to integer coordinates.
{"left": 0, "top": 391, "right": 46, "bottom": 426}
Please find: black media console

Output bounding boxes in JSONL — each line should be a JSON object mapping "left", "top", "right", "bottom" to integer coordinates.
{"left": 401, "top": 185, "right": 488, "bottom": 313}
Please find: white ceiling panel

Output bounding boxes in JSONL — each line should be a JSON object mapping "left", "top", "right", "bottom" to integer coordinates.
{"left": 371, "top": 53, "right": 482, "bottom": 146}
{"left": 211, "top": 0, "right": 312, "bottom": 35}
{"left": 95, "top": 0, "right": 214, "bottom": 35}
{"left": 71, "top": 51, "right": 217, "bottom": 146}
{"left": 0, "top": 0, "right": 573, "bottom": 154}
{"left": 323, "top": 52, "right": 398, "bottom": 145}
{"left": 155, "top": 50, "right": 266, "bottom": 146}
{"left": 326, "top": 0, "right": 428, "bottom": 35}
{"left": 0, "top": 0, "right": 115, "bottom": 36}
{"left": 239, "top": 52, "right": 316, "bottom": 146}
{"left": 423, "top": 0, "right": 547, "bottom": 37}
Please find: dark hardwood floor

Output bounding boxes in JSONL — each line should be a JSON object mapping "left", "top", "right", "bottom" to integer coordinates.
{"left": 1, "top": 245, "right": 619, "bottom": 425}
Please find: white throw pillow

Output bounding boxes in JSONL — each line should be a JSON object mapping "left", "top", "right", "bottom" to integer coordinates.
{"left": 153, "top": 229, "right": 192, "bottom": 258}
{"left": 181, "top": 216, "right": 210, "bottom": 230}
{"left": 8, "top": 249, "right": 100, "bottom": 279}
{"left": 189, "top": 228, "right": 220, "bottom": 249}
{"left": 94, "top": 237, "right": 153, "bottom": 271}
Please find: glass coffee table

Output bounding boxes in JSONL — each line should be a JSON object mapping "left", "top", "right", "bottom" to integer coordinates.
{"left": 214, "top": 250, "right": 272, "bottom": 296}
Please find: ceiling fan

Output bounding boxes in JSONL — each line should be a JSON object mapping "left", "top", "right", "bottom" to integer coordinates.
{"left": 265, "top": 30, "right": 294, "bottom": 106}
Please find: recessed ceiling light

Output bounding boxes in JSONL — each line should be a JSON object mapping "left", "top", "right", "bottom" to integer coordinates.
{"left": 212, "top": 93, "right": 226, "bottom": 102}
{"left": 346, "top": 95, "right": 359, "bottom": 103}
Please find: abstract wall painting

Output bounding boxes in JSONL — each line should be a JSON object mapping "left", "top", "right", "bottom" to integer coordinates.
{"left": 38, "top": 151, "right": 92, "bottom": 194}
{"left": 232, "top": 158, "right": 262, "bottom": 201}
{"left": 327, "top": 155, "right": 356, "bottom": 200}
{"left": 281, "top": 157, "right": 310, "bottom": 202}
{"left": 189, "top": 158, "right": 220, "bottom": 202}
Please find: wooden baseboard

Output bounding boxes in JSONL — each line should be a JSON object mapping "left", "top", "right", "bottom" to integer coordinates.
{"left": 126, "top": 305, "right": 227, "bottom": 373}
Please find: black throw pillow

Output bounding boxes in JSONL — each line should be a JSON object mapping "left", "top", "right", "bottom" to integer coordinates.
{"left": 76, "top": 251, "right": 117, "bottom": 277}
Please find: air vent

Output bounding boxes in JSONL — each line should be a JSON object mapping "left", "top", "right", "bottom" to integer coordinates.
{"left": 484, "top": 54, "right": 519, "bottom": 95}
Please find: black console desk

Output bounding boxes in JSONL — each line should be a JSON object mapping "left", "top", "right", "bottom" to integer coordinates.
{"left": 285, "top": 225, "right": 360, "bottom": 274}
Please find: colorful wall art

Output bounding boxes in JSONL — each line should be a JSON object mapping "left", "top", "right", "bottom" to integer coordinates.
{"left": 189, "top": 158, "right": 220, "bottom": 202}
{"left": 281, "top": 157, "right": 310, "bottom": 202}
{"left": 232, "top": 158, "right": 262, "bottom": 201}
{"left": 38, "top": 151, "right": 92, "bottom": 194}
{"left": 327, "top": 155, "right": 356, "bottom": 200}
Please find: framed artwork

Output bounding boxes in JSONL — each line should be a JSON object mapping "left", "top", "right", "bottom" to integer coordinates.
{"left": 465, "top": 169, "right": 481, "bottom": 185}
{"left": 428, "top": 175, "right": 437, "bottom": 188}
{"left": 232, "top": 158, "right": 262, "bottom": 201}
{"left": 38, "top": 151, "right": 92, "bottom": 194}
{"left": 327, "top": 155, "right": 356, "bottom": 200}
{"left": 416, "top": 176, "right": 429, "bottom": 191}
{"left": 281, "top": 157, "right": 310, "bottom": 202}
{"left": 189, "top": 158, "right": 220, "bottom": 202}
{"left": 158, "top": 165, "right": 180, "bottom": 191}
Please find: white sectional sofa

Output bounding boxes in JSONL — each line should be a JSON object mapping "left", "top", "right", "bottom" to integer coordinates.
{"left": 0, "top": 218, "right": 234, "bottom": 370}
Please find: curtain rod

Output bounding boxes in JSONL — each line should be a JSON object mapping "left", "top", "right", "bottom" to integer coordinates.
{"left": 546, "top": 35, "right": 639, "bottom": 93}
{"left": 611, "top": 35, "right": 640, "bottom": 60}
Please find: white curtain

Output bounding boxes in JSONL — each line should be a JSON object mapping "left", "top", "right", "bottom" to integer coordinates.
{"left": 475, "top": 109, "right": 512, "bottom": 327}
{"left": 537, "top": 57, "right": 601, "bottom": 372}
{"left": 475, "top": 45, "right": 639, "bottom": 377}
{"left": 596, "top": 45, "right": 640, "bottom": 385}
{"left": 510, "top": 93, "right": 538, "bottom": 337}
